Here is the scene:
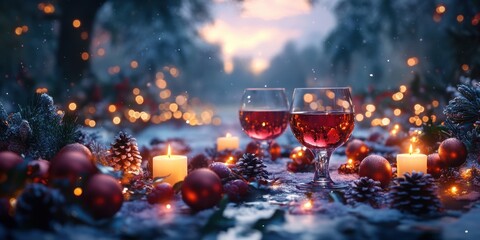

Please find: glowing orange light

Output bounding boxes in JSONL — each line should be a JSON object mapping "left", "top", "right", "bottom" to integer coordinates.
{"left": 72, "top": 19, "right": 81, "bottom": 28}
{"left": 73, "top": 187, "right": 83, "bottom": 196}
{"left": 108, "top": 104, "right": 117, "bottom": 112}
{"left": 36, "top": 88, "right": 48, "bottom": 94}
{"left": 457, "top": 15, "right": 464, "bottom": 22}
{"left": 130, "top": 60, "right": 138, "bottom": 69}
{"left": 81, "top": 52, "right": 89, "bottom": 61}
{"left": 226, "top": 156, "right": 235, "bottom": 164}
{"left": 97, "top": 48, "right": 105, "bottom": 56}
{"left": 435, "top": 5, "right": 446, "bottom": 14}
{"left": 462, "top": 64, "right": 469, "bottom": 71}
{"left": 407, "top": 57, "right": 419, "bottom": 67}
{"left": 14, "top": 27, "right": 23, "bottom": 35}
{"left": 167, "top": 144, "right": 171, "bottom": 157}
{"left": 302, "top": 200, "right": 313, "bottom": 211}
{"left": 226, "top": 133, "right": 231, "bottom": 138}
{"left": 68, "top": 102, "right": 77, "bottom": 111}
{"left": 43, "top": 4, "right": 55, "bottom": 14}
{"left": 113, "top": 116, "right": 121, "bottom": 125}
{"left": 450, "top": 186, "right": 458, "bottom": 194}
{"left": 347, "top": 159, "right": 353, "bottom": 165}
{"left": 409, "top": 144, "right": 413, "bottom": 154}
{"left": 166, "top": 204, "right": 172, "bottom": 209}
{"left": 81, "top": 31, "right": 88, "bottom": 40}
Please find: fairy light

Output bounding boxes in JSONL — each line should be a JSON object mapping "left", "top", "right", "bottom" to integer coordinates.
{"left": 435, "top": 4, "right": 446, "bottom": 14}
{"left": 302, "top": 199, "right": 313, "bottom": 211}
{"left": 130, "top": 60, "right": 138, "bottom": 69}
{"left": 303, "top": 93, "right": 314, "bottom": 103}
{"left": 407, "top": 57, "right": 419, "bottom": 67}
{"left": 366, "top": 104, "right": 376, "bottom": 112}
{"left": 97, "top": 48, "right": 105, "bottom": 56}
{"left": 113, "top": 116, "right": 121, "bottom": 125}
{"left": 73, "top": 187, "right": 83, "bottom": 196}
{"left": 457, "top": 14, "right": 464, "bottom": 22}
{"left": 108, "top": 104, "right": 117, "bottom": 112}
{"left": 72, "top": 19, "right": 81, "bottom": 28}
{"left": 135, "top": 95, "right": 144, "bottom": 105}
{"left": 68, "top": 102, "right": 77, "bottom": 111}
{"left": 355, "top": 114, "right": 364, "bottom": 122}
{"left": 81, "top": 52, "right": 89, "bottom": 61}
{"left": 450, "top": 186, "right": 458, "bottom": 195}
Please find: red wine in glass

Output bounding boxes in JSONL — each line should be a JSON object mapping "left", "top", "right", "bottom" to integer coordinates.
{"left": 289, "top": 87, "right": 355, "bottom": 190}
{"left": 239, "top": 110, "right": 289, "bottom": 141}
{"left": 239, "top": 88, "right": 289, "bottom": 161}
{"left": 289, "top": 111, "right": 354, "bottom": 149}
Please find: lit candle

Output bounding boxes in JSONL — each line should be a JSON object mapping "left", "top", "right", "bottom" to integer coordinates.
{"left": 152, "top": 145, "right": 188, "bottom": 185}
{"left": 216, "top": 133, "right": 239, "bottom": 151}
{"left": 396, "top": 144, "right": 427, "bottom": 178}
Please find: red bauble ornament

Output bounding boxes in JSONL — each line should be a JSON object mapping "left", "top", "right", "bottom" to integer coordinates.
{"left": 269, "top": 142, "right": 281, "bottom": 161}
{"left": 245, "top": 141, "right": 281, "bottom": 160}
{"left": 27, "top": 159, "right": 50, "bottom": 184}
{"left": 245, "top": 142, "right": 260, "bottom": 155}
{"left": 0, "top": 151, "right": 23, "bottom": 174}
{"left": 438, "top": 138, "right": 467, "bottom": 168}
{"left": 181, "top": 169, "right": 223, "bottom": 211}
{"left": 224, "top": 179, "right": 249, "bottom": 202}
{"left": 289, "top": 146, "right": 314, "bottom": 165}
{"left": 367, "top": 131, "right": 384, "bottom": 143}
{"left": 345, "top": 139, "right": 370, "bottom": 162}
{"left": 83, "top": 174, "right": 123, "bottom": 219}
{"left": 209, "top": 162, "right": 231, "bottom": 179}
{"left": 358, "top": 155, "right": 392, "bottom": 188}
{"left": 147, "top": 183, "right": 174, "bottom": 204}
{"left": 49, "top": 151, "right": 97, "bottom": 188}
{"left": 427, "top": 153, "right": 447, "bottom": 178}
{"left": 58, "top": 143, "right": 93, "bottom": 160}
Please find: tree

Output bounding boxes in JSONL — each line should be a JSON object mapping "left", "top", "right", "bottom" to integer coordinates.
{"left": 324, "top": 0, "right": 480, "bottom": 93}
{"left": 0, "top": 0, "right": 217, "bottom": 103}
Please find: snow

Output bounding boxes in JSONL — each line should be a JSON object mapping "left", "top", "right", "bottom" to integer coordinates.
{"left": 8, "top": 124, "right": 480, "bottom": 239}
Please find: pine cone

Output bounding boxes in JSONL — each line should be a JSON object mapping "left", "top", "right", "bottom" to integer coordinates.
{"left": 109, "top": 131, "right": 143, "bottom": 175}
{"left": 389, "top": 172, "right": 441, "bottom": 216}
{"left": 15, "top": 184, "right": 66, "bottom": 229}
{"left": 345, "top": 177, "right": 383, "bottom": 208}
{"left": 234, "top": 153, "right": 269, "bottom": 182}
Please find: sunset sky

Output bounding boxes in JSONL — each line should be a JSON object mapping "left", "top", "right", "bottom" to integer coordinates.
{"left": 200, "top": 0, "right": 337, "bottom": 74}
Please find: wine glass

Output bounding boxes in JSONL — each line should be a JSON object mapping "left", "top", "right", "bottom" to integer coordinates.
{"left": 239, "top": 88, "right": 289, "bottom": 160}
{"left": 289, "top": 87, "right": 355, "bottom": 190}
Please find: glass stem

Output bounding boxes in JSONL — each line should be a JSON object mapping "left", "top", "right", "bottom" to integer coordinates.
{"left": 312, "top": 149, "right": 333, "bottom": 182}
{"left": 258, "top": 140, "right": 271, "bottom": 160}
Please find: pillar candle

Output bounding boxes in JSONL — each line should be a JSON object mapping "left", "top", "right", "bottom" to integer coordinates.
{"left": 152, "top": 145, "right": 188, "bottom": 185}
{"left": 217, "top": 133, "right": 239, "bottom": 151}
{"left": 396, "top": 145, "right": 427, "bottom": 178}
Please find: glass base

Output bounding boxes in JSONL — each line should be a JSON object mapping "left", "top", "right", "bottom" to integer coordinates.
{"left": 296, "top": 179, "right": 347, "bottom": 191}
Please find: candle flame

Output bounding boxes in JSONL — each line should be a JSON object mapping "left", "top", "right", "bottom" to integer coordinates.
{"left": 450, "top": 186, "right": 458, "bottom": 194}
{"left": 167, "top": 144, "right": 171, "bottom": 157}
{"left": 226, "top": 156, "right": 235, "bottom": 164}
{"left": 302, "top": 200, "right": 313, "bottom": 210}
{"left": 409, "top": 144, "right": 413, "bottom": 154}
{"left": 226, "top": 132, "right": 231, "bottom": 138}
{"left": 166, "top": 204, "right": 172, "bottom": 209}
{"left": 348, "top": 159, "right": 353, "bottom": 165}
